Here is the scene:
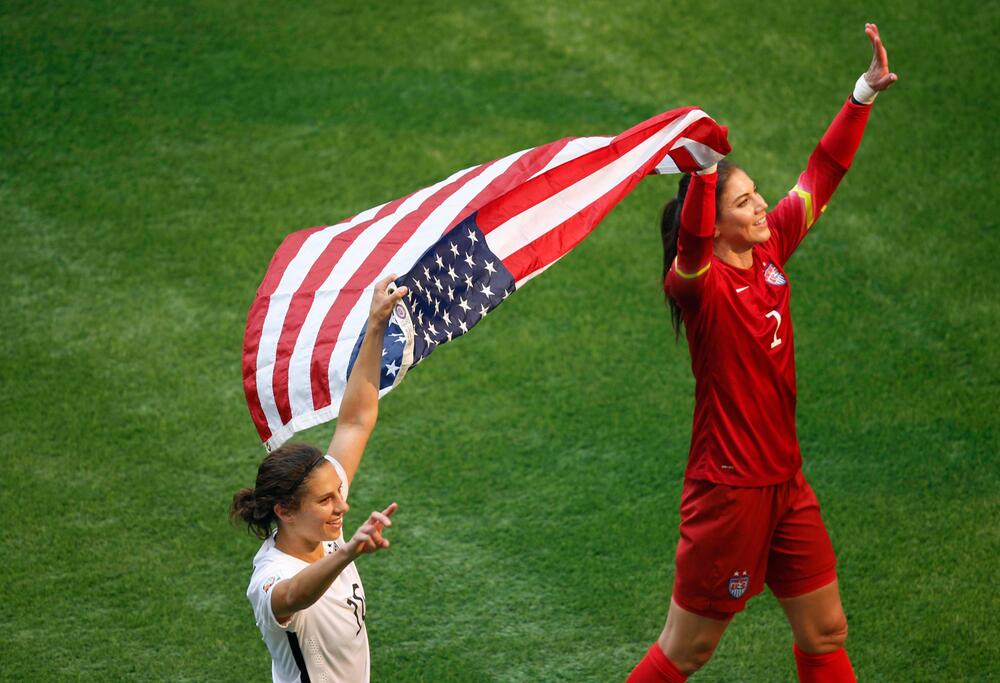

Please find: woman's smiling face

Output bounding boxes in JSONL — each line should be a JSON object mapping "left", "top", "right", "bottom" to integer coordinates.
{"left": 715, "top": 167, "right": 770, "bottom": 250}
{"left": 287, "top": 462, "right": 350, "bottom": 543}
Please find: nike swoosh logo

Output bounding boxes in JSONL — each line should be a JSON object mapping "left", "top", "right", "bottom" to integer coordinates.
{"left": 735, "top": 286, "right": 749, "bottom": 293}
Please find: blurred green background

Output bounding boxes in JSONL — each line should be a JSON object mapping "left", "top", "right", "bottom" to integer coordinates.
{"left": 2, "top": 1, "right": 997, "bottom": 680}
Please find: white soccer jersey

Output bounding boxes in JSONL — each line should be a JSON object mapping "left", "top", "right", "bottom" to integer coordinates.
{"left": 246, "top": 457, "right": 370, "bottom": 683}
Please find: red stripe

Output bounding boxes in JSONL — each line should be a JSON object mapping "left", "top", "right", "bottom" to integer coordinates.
{"left": 268, "top": 199, "right": 410, "bottom": 425}
{"left": 242, "top": 224, "right": 335, "bottom": 442}
{"left": 501, "top": 153, "right": 666, "bottom": 281}
{"left": 307, "top": 160, "right": 499, "bottom": 412}
{"left": 477, "top": 107, "right": 695, "bottom": 233}
{"left": 499, "top": 112, "right": 709, "bottom": 282}
{"left": 437, "top": 138, "right": 572, "bottom": 236}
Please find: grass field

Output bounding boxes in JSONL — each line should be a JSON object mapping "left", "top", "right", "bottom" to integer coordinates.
{"left": 2, "top": 1, "right": 998, "bottom": 680}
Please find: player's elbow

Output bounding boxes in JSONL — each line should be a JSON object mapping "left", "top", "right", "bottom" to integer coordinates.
{"left": 337, "top": 410, "right": 377, "bottom": 434}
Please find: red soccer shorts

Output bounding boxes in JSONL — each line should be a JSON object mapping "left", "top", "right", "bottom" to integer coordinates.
{"left": 672, "top": 470, "right": 838, "bottom": 621}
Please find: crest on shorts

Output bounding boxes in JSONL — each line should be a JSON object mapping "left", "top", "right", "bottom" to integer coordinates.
{"left": 763, "top": 262, "right": 787, "bottom": 286}
{"left": 727, "top": 571, "right": 750, "bottom": 599}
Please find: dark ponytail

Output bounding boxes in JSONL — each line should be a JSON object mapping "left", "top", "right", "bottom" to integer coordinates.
{"left": 659, "top": 160, "right": 739, "bottom": 339}
{"left": 230, "top": 442, "right": 326, "bottom": 539}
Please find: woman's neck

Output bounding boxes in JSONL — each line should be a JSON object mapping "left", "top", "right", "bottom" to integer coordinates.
{"left": 274, "top": 528, "right": 325, "bottom": 563}
{"left": 714, "top": 241, "right": 754, "bottom": 270}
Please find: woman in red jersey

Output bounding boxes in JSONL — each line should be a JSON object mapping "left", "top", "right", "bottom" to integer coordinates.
{"left": 625, "top": 24, "right": 897, "bottom": 683}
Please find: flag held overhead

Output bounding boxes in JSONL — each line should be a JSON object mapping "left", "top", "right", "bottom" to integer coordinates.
{"left": 243, "top": 107, "right": 730, "bottom": 450}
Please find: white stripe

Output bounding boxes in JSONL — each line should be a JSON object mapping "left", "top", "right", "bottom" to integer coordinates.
{"left": 528, "top": 136, "right": 611, "bottom": 180}
{"left": 254, "top": 206, "right": 388, "bottom": 435}
{"left": 669, "top": 136, "right": 726, "bottom": 169}
{"left": 513, "top": 258, "right": 560, "bottom": 288}
{"left": 486, "top": 110, "right": 707, "bottom": 261}
{"left": 653, "top": 157, "right": 680, "bottom": 175}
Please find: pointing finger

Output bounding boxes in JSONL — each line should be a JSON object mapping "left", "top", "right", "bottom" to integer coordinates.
{"left": 370, "top": 511, "right": 392, "bottom": 527}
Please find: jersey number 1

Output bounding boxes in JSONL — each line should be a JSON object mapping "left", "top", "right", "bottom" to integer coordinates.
{"left": 765, "top": 310, "right": 783, "bottom": 349}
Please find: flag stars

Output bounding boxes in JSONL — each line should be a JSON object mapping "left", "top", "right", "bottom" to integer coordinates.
{"left": 384, "top": 360, "right": 400, "bottom": 377}
{"left": 401, "top": 222, "right": 512, "bottom": 362}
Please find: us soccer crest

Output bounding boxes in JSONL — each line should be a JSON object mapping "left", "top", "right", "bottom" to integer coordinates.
{"left": 763, "top": 262, "right": 787, "bottom": 286}
{"left": 727, "top": 571, "right": 750, "bottom": 599}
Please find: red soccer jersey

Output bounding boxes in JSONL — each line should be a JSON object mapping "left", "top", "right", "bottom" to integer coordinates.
{"left": 666, "top": 98, "right": 871, "bottom": 486}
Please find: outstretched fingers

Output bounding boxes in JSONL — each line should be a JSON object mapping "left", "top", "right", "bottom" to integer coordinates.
{"left": 352, "top": 503, "right": 398, "bottom": 554}
{"left": 864, "top": 22, "right": 898, "bottom": 91}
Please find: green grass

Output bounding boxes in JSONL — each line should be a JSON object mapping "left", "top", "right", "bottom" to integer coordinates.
{"left": 2, "top": 0, "right": 998, "bottom": 680}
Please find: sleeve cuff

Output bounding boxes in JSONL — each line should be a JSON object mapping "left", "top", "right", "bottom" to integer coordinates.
{"left": 852, "top": 74, "right": 877, "bottom": 105}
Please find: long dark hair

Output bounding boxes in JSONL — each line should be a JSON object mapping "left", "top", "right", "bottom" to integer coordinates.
{"left": 230, "top": 442, "right": 326, "bottom": 539}
{"left": 660, "top": 160, "right": 739, "bottom": 339}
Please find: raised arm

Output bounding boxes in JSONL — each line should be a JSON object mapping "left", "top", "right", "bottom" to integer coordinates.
{"left": 666, "top": 167, "right": 720, "bottom": 309}
{"left": 767, "top": 23, "right": 898, "bottom": 264}
{"left": 327, "top": 275, "right": 408, "bottom": 485}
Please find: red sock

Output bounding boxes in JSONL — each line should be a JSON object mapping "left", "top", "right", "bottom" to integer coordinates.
{"left": 794, "top": 644, "right": 856, "bottom": 683}
{"left": 626, "top": 643, "right": 687, "bottom": 683}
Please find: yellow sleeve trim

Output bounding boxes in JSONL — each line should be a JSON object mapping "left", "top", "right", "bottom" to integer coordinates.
{"left": 791, "top": 184, "right": 815, "bottom": 229}
{"left": 673, "top": 256, "right": 711, "bottom": 279}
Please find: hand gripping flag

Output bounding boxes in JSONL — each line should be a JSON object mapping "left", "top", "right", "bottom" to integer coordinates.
{"left": 243, "top": 107, "right": 730, "bottom": 449}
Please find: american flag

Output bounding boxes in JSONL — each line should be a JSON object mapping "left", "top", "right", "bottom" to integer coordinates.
{"left": 243, "top": 107, "right": 730, "bottom": 450}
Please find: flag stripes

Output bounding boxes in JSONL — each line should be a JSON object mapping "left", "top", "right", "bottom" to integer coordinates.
{"left": 244, "top": 107, "right": 729, "bottom": 449}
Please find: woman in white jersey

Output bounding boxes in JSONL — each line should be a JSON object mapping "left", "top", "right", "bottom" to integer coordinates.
{"left": 231, "top": 275, "right": 407, "bottom": 683}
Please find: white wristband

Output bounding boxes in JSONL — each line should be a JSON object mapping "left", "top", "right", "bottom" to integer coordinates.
{"left": 852, "top": 73, "right": 877, "bottom": 105}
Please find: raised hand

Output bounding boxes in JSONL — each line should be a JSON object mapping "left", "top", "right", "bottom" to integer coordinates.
{"left": 863, "top": 23, "right": 898, "bottom": 92}
{"left": 349, "top": 502, "right": 398, "bottom": 557}
{"left": 369, "top": 275, "right": 409, "bottom": 326}
{"left": 667, "top": 116, "right": 731, "bottom": 175}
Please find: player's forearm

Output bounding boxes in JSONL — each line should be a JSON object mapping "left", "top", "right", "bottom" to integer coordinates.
{"left": 273, "top": 547, "right": 356, "bottom": 617}
{"left": 675, "top": 171, "right": 717, "bottom": 274}
{"left": 338, "top": 318, "right": 388, "bottom": 429}
{"left": 817, "top": 97, "right": 872, "bottom": 172}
